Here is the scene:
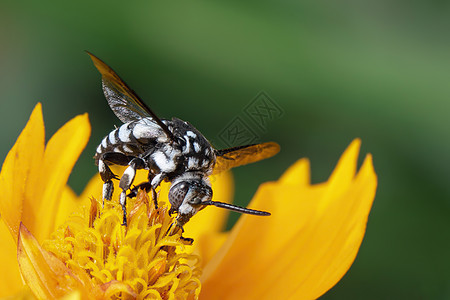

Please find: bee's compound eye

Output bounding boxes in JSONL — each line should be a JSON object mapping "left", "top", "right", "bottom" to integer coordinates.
{"left": 187, "top": 183, "right": 212, "bottom": 205}
{"left": 205, "top": 185, "right": 213, "bottom": 198}
{"left": 168, "top": 182, "right": 190, "bottom": 211}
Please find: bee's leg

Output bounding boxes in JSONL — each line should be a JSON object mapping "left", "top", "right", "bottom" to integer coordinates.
{"left": 127, "top": 182, "right": 152, "bottom": 198}
{"left": 119, "top": 157, "right": 146, "bottom": 226}
{"left": 126, "top": 172, "right": 158, "bottom": 209}
{"left": 169, "top": 223, "right": 193, "bottom": 245}
{"left": 150, "top": 173, "right": 166, "bottom": 209}
{"left": 147, "top": 172, "right": 159, "bottom": 209}
{"left": 152, "top": 188, "right": 158, "bottom": 209}
{"left": 99, "top": 152, "right": 132, "bottom": 206}
{"left": 179, "top": 236, "right": 194, "bottom": 245}
{"left": 98, "top": 160, "right": 117, "bottom": 205}
{"left": 168, "top": 207, "right": 177, "bottom": 216}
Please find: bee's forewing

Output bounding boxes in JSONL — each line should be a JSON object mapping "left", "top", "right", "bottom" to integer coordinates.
{"left": 213, "top": 142, "right": 280, "bottom": 175}
{"left": 87, "top": 51, "right": 174, "bottom": 140}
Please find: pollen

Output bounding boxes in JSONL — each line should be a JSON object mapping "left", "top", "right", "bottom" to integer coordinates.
{"left": 42, "top": 191, "right": 201, "bottom": 299}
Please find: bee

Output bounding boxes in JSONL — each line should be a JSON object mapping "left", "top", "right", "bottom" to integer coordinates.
{"left": 88, "top": 52, "right": 280, "bottom": 230}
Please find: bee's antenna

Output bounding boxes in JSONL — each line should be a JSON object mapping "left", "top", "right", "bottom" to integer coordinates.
{"left": 202, "top": 200, "right": 271, "bottom": 216}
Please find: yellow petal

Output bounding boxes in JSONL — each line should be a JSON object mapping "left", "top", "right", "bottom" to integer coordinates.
{"left": 60, "top": 291, "right": 81, "bottom": 300}
{"left": 17, "top": 223, "right": 85, "bottom": 299}
{"left": 1, "top": 288, "right": 37, "bottom": 300}
{"left": 23, "top": 114, "right": 90, "bottom": 243}
{"left": 200, "top": 184, "right": 325, "bottom": 298}
{"left": 297, "top": 154, "right": 377, "bottom": 299}
{"left": 0, "top": 103, "right": 45, "bottom": 240}
{"left": 200, "top": 139, "right": 377, "bottom": 299}
{"left": 0, "top": 219, "right": 25, "bottom": 297}
{"left": 195, "top": 232, "right": 229, "bottom": 269}
{"left": 318, "top": 138, "right": 361, "bottom": 213}
{"left": 78, "top": 171, "right": 105, "bottom": 202}
{"left": 279, "top": 158, "right": 310, "bottom": 186}
{"left": 54, "top": 186, "right": 89, "bottom": 230}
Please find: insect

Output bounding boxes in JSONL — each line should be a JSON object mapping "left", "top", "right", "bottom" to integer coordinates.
{"left": 88, "top": 52, "right": 280, "bottom": 230}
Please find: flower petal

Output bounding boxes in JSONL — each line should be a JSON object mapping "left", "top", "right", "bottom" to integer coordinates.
{"left": 55, "top": 186, "right": 89, "bottom": 230}
{"left": 200, "top": 139, "right": 377, "bottom": 299}
{"left": 17, "top": 223, "right": 85, "bottom": 299}
{"left": 78, "top": 172, "right": 105, "bottom": 202}
{"left": 294, "top": 154, "right": 377, "bottom": 299}
{"left": 318, "top": 138, "right": 361, "bottom": 213}
{"left": 0, "top": 103, "right": 44, "bottom": 240}
{"left": 60, "top": 291, "right": 81, "bottom": 300}
{"left": 195, "top": 232, "right": 229, "bottom": 269}
{"left": 200, "top": 184, "right": 325, "bottom": 298}
{"left": 23, "top": 114, "right": 90, "bottom": 242}
{"left": 0, "top": 219, "right": 24, "bottom": 297}
{"left": 3, "top": 288, "right": 36, "bottom": 299}
{"left": 279, "top": 158, "right": 310, "bottom": 186}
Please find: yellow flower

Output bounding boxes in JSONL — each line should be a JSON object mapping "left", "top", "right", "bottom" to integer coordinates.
{"left": 0, "top": 103, "right": 377, "bottom": 299}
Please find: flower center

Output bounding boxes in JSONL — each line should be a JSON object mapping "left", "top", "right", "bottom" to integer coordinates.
{"left": 43, "top": 191, "right": 201, "bottom": 299}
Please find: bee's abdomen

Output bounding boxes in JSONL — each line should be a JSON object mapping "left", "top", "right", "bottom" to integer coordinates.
{"left": 94, "top": 119, "right": 163, "bottom": 164}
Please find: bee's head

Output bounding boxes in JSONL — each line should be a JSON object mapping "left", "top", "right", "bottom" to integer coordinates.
{"left": 168, "top": 173, "right": 212, "bottom": 227}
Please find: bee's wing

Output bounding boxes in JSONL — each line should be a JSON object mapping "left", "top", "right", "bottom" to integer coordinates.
{"left": 212, "top": 142, "right": 280, "bottom": 175}
{"left": 87, "top": 51, "right": 174, "bottom": 140}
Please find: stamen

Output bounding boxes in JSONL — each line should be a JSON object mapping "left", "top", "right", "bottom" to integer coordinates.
{"left": 43, "top": 191, "right": 201, "bottom": 299}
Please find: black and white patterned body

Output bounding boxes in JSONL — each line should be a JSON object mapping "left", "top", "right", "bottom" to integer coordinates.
{"left": 95, "top": 117, "right": 216, "bottom": 226}
{"left": 95, "top": 117, "right": 215, "bottom": 178}
{"left": 88, "top": 52, "right": 278, "bottom": 230}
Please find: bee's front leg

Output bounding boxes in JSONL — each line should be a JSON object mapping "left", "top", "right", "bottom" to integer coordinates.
{"left": 98, "top": 152, "right": 133, "bottom": 206}
{"left": 179, "top": 236, "right": 194, "bottom": 245}
{"left": 166, "top": 222, "right": 193, "bottom": 245}
{"left": 127, "top": 181, "right": 152, "bottom": 198}
{"left": 119, "top": 157, "right": 146, "bottom": 226}
{"left": 126, "top": 172, "right": 164, "bottom": 210}
{"left": 150, "top": 173, "right": 166, "bottom": 209}
{"left": 98, "top": 159, "right": 118, "bottom": 206}
{"left": 168, "top": 207, "right": 177, "bottom": 216}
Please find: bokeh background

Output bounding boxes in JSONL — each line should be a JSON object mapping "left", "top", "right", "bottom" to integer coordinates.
{"left": 1, "top": 0, "right": 449, "bottom": 298}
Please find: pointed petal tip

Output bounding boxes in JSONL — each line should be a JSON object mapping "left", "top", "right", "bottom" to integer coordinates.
{"left": 72, "top": 113, "right": 91, "bottom": 134}
{"left": 352, "top": 137, "right": 362, "bottom": 145}
{"left": 0, "top": 102, "right": 45, "bottom": 240}
{"left": 327, "top": 138, "right": 363, "bottom": 183}
{"left": 28, "top": 102, "right": 44, "bottom": 127}
{"left": 19, "top": 221, "right": 25, "bottom": 232}
{"left": 31, "top": 111, "right": 91, "bottom": 241}
{"left": 201, "top": 138, "right": 377, "bottom": 299}
{"left": 343, "top": 138, "right": 362, "bottom": 164}
{"left": 80, "top": 113, "right": 91, "bottom": 135}
{"left": 279, "top": 158, "right": 310, "bottom": 186}
{"left": 363, "top": 152, "right": 373, "bottom": 167}
{"left": 80, "top": 112, "right": 89, "bottom": 119}
{"left": 17, "top": 222, "right": 33, "bottom": 264}
{"left": 348, "top": 138, "right": 362, "bottom": 155}
{"left": 17, "top": 222, "right": 32, "bottom": 246}
{"left": 33, "top": 102, "right": 43, "bottom": 112}
{"left": 360, "top": 153, "right": 378, "bottom": 185}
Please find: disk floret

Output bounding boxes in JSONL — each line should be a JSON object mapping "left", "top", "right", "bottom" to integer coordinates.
{"left": 43, "top": 191, "right": 201, "bottom": 299}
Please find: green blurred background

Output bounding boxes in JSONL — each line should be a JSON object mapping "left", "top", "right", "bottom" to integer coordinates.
{"left": 1, "top": 0, "right": 449, "bottom": 298}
